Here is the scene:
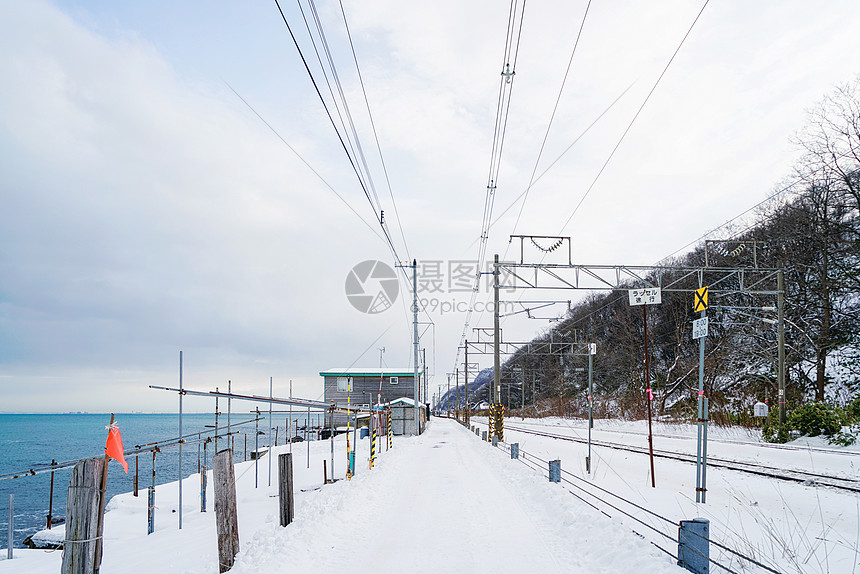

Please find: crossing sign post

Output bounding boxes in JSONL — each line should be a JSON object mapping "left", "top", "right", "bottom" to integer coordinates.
{"left": 693, "top": 285, "right": 709, "bottom": 503}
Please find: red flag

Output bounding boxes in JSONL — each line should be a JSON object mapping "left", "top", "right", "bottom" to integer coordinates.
{"left": 105, "top": 423, "right": 128, "bottom": 473}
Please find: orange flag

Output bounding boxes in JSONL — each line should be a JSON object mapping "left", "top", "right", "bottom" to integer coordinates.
{"left": 105, "top": 422, "right": 128, "bottom": 473}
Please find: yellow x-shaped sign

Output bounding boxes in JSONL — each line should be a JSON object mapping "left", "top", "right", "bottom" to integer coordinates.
{"left": 694, "top": 286, "right": 709, "bottom": 313}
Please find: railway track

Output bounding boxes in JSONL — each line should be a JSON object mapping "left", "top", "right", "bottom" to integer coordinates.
{"left": 505, "top": 417, "right": 858, "bottom": 458}
{"left": 498, "top": 422, "right": 860, "bottom": 494}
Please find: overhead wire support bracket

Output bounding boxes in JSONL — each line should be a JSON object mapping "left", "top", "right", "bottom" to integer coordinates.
{"left": 510, "top": 235, "right": 571, "bottom": 264}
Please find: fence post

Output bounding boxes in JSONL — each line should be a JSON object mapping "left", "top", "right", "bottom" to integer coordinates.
{"left": 549, "top": 460, "right": 561, "bottom": 483}
{"left": 491, "top": 435, "right": 498, "bottom": 447}
{"left": 147, "top": 450, "right": 157, "bottom": 535}
{"left": 213, "top": 449, "right": 239, "bottom": 573}
{"left": 200, "top": 466, "right": 207, "bottom": 512}
{"left": 61, "top": 457, "right": 105, "bottom": 574}
{"left": 510, "top": 443, "right": 519, "bottom": 459}
{"left": 481, "top": 430, "right": 487, "bottom": 442}
{"left": 278, "top": 453, "right": 294, "bottom": 527}
{"left": 678, "top": 519, "right": 709, "bottom": 574}
{"left": 7, "top": 493, "right": 12, "bottom": 560}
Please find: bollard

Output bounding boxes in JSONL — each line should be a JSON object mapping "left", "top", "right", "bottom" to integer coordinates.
{"left": 510, "top": 443, "right": 519, "bottom": 459}
{"left": 491, "top": 435, "right": 498, "bottom": 447}
{"left": 678, "top": 519, "right": 709, "bottom": 574}
{"left": 549, "top": 460, "right": 561, "bottom": 483}
{"left": 481, "top": 430, "right": 487, "bottom": 441}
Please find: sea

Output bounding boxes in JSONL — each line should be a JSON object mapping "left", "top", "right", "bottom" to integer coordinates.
{"left": 0, "top": 411, "right": 326, "bottom": 548}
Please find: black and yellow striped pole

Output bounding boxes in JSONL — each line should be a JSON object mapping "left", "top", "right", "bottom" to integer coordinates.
{"left": 370, "top": 414, "right": 377, "bottom": 469}
{"left": 387, "top": 407, "right": 393, "bottom": 449}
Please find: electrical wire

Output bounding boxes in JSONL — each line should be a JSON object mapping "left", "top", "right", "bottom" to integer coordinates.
{"left": 508, "top": 0, "right": 593, "bottom": 239}
{"left": 557, "top": 0, "right": 710, "bottom": 235}
{"left": 452, "top": 0, "right": 528, "bottom": 381}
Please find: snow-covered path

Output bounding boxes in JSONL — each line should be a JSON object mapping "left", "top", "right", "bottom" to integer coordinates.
{"left": 231, "top": 418, "right": 678, "bottom": 574}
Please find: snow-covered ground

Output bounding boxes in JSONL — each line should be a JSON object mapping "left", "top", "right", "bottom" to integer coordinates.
{"left": 476, "top": 416, "right": 860, "bottom": 574}
{"left": 2, "top": 417, "right": 858, "bottom": 573}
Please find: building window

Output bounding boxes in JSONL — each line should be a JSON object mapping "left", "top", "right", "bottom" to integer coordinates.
{"left": 337, "top": 377, "right": 350, "bottom": 392}
{"left": 390, "top": 377, "right": 399, "bottom": 385}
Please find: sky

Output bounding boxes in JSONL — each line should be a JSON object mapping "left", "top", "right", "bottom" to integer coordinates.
{"left": 2, "top": 0, "right": 860, "bottom": 412}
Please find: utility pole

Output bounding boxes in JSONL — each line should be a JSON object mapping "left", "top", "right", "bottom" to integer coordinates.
{"left": 397, "top": 259, "right": 422, "bottom": 435}
{"left": 413, "top": 260, "right": 420, "bottom": 434}
{"left": 493, "top": 254, "right": 502, "bottom": 441}
{"left": 464, "top": 341, "right": 470, "bottom": 427}
{"left": 455, "top": 368, "right": 460, "bottom": 420}
{"left": 778, "top": 265, "right": 786, "bottom": 424}
{"left": 587, "top": 343, "right": 595, "bottom": 474}
{"left": 422, "top": 348, "right": 427, "bottom": 405}
{"left": 447, "top": 374, "right": 451, "bottom": 418}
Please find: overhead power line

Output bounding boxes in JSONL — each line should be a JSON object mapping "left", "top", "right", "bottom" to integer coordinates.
{"left": 557, "top": 0, "right": 711, "bottom": 234}
{"left": 452, "top": 0, "right": 528, "bottom": 379}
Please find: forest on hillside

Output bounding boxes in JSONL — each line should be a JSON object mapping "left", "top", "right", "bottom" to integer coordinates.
{"left": 454, "top": 78, "right": 860, "bottom": 433}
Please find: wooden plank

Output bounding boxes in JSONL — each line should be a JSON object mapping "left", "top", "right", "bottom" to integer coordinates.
{"left": 278, "top": 453, "right": 294, "bottom": 527}
{"left": 61, "top": 457, "right": 104, "bottom": 574}
{"left": 213, "top": 449, "right": 239, "bottom": 573}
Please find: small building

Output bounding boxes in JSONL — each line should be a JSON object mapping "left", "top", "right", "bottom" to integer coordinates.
{"left": 320, "top": 368, "right": 423, "bottom": 408}
{"left": 387, "top": 397, "right": 427, "bottom": 436}
{"left": 320, "top": 368, "right": 426, "bottom": 435}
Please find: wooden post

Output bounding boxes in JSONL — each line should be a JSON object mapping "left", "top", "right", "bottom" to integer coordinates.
{"left": 278, "top": 453, "right": 294, "bottom": 527}
{"left": 323, "top": 460, "right": 328, "bottom": 484}
{"left": 213, "top": 449, "right": 239, "bottom": 573}
{"left": 93, "top": 413, "right": 114, "bottom": 574}
{"left": 61, "top": 457, "right": 105, "bottom": 574}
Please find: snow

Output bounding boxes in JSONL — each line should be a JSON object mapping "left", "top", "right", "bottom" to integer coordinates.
{"left": 2, "top": 417, "right": 858, "bottom": 573}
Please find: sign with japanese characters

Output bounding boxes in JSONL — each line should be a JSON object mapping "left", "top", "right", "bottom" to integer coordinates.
{"left": 628, "top": 288, "right": 661, "bottom": 306}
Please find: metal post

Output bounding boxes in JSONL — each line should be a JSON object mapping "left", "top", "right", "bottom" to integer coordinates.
{"left": 47, "top": 460, "right": 56, "bottom": 528}
{"left": 493, "top": 255, "right": 501, "bottom": 408}
{"left": 778, "top": 267, "right": 786, "bottom": 424}
{"left": 412, "top": 259, "right": 420, "bottom": 435}
{"left": 447, "top": 375, "right": 451, "bottom": 417}
{"left": 179, "top": 350, "right": 183, "bottom": 530}
{"left": 214, "top": 389, "right": 219, "bottom": 453}
{"left": 644, "top": 306, "right": 656, "bottom": 488}
{"left": 701, "top": 397, "right": 709, "bottom": 503}
{"left": 254, "top": 407, "right": 259, "bottom": 488}
{"left": 465, "top": 340, "right": 470, "bottom": 427}
{"left": 268, "top": 377, "right": 273, "bottom": 487}
{"left": 227, "top": 380, "right": 232, "bottom": 453}
{"left": 696, "top": 305, "right": 706, "bottom": 503}
{"left": 456, "top": 368, "right": 460, "bottom": 420}
{"left": 148, "top": 449, "right": 156, "bottom": 534}
{"left": 587, "top": 347, "right": 593, "bottom": 474}
{"left": 307, "top": 406, "right": 310, "bottom": 469}
{"left": 7, "top": 493, "right": 12, "bottom": 560}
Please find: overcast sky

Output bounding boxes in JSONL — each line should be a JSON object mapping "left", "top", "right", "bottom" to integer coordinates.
{"left": 2, "top": 0, "right": 859, "bottom": 412}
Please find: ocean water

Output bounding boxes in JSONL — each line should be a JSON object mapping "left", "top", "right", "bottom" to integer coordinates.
{"left": 0, "top": 411, "right": 326, "bottom": 548}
